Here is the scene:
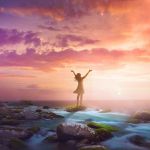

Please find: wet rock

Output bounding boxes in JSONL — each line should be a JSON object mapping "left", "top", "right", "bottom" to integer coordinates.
{"left": 100, "top": 109, "right": 111, "bottom": 113}
{"left": 128, "top": 135, "right": 150, "bottom": 148}
{"left": 39, "top": 111, "right": 63, "bottom": 119}
{"left": 43, "top": 134, "right": 58, "bottom": 143}
{"left": 22, "top": 109, "right": 39, "bottom": 120}
{"left": 95, "top": 128, "right": 113, "bottom": 142}
{"left": 66, "top": 106, "right": 86, "bottom": 112}
{"left": 0, "top": 127, "right": 33, "bottom": 140}
{"left": 9, "top": 138, "right": 27, "bottom": 150}
{"left": 128, "top": 111, "right": 150, "bottom": 123}
{"left": 57, "top": 123, "right": 95, "bottom": 141}
{"left": 0, "top": 119, "right": 20, "bottom": 126}
{"left": 76, "top": 139, "right": 90, "bottom": 148}
{"left": 36, "top": 109, "right": 42, "bottom": 113}
{"left": 27, "top": 126, "right": 40, "bottom": 136}
{"left": 87, "top": 122, "right": 118, "bottom": 142}
{"left": 43, "top": 106, "right": 49, "bottom": 109}
{"left": 0, "top": 144, "right": 10, "bottom": 150}
{"left": 134, "top": 111, "right": 150, "bottom": 122}
{"left": 87, "top": 122, "right": 118, "bottom": 132}
{"left": 79, "top": 145, "right": 107, "bottom": 150}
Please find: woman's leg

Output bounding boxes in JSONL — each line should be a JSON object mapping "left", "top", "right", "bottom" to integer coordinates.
{"left": 77, "top": 94, "right": 80, "bottom": 107}
{"left": 80, "top": 94, "right": 83, "bottom": 106}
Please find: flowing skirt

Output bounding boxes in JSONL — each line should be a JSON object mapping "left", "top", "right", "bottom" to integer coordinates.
{"left": 73, "top": 86, "right": 84, "bottom": 94}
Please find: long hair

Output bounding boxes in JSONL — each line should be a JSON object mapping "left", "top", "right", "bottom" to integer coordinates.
{"left": 75, "top": 73, "right": 82, "bottom": 81}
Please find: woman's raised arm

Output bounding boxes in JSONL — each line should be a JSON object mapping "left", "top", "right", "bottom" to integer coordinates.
{"left": 82, "top": 69, "right": 92, "bottom": 79}
{"left": 71, "top": 70, "right": 76, "bottom": 76}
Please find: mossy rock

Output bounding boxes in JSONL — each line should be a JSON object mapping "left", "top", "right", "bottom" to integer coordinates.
{"left": 79, "top": 145, "right": 108, "bottom": 150}
{"left": 66, "top": 105, "right": 86, "bottom": 112}
{"left": 95, "top": 128, "right": 113, "bottom": 141}
{"left": 87, "top": 122, "right": 119, "bottom": 132}
{"left": 9, "top": 138, "right": 27, "bottom": 150}
{"left": 100, "top": 109, "right": 111, "bottom": 113}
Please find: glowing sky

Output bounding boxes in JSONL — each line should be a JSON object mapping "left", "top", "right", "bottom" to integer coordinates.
{"left": 0, "top": 0, "right": 150, "bottom": 101}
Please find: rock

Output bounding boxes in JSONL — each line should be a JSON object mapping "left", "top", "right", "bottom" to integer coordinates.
{"left": 19, "top": 100, "right": 33, "bottom": 106}
{"left": 100, "top": 109, "right": 111, "bottom": 113}
{"left": 79, "top": 145, "right": 107, "bottom": 150}
{"left": 86, "top": 122, "right": 118, "bottom": 142}
{"left": 36, "top": 109, "right": 42, "bottom": 113}
{"left": 0, "top": 144, "right": 10, "bottom": 150}
{"left": 134, "top": 111, "right": 150, "bottom": 122}
{"left": 43, "top": 106, "right": 49, "bottom": 109}
{"left": 87, "top": 122, "right": 118, "bottom": 132}
{"left": 0, "top": 119, "right": 20, "bottom": 126}
{"left": 39, "top": 111, "right": 63, "bottom": 119}
{"left": 43, "top": 134, "right": 58, "bottom": 143}
{"left": 95, "top": 128, "right": 113, "bottom": 141}
{"left": 9, "top": 138, "right": 27, "bottom": 150}
{"left": 76, "top": 139, "right": 90, "bottom": 148}
{"left": 57, "top": 123, "right": 95, "bottom": 141}
{"left": 0, "top": 127, "right": 33, "bottom": 140}
{"left": 128, "top": 111, "right": 150, "bottom": 123}
{"left": 22, "top": 109, "right": 39, "bottom": 120}
{"left": 66, "top": 106, "right": 86, "bottom": 112}
{"left": 27, "top": 126, "right": 40, "bottom": 135}
{"left": 128, "top": 135, "right": 150, "bottom": 148}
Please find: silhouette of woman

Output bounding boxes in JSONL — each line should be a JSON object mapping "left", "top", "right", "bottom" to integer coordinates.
{"left": 71, "top": 70, "right": 92, "bottom": 107}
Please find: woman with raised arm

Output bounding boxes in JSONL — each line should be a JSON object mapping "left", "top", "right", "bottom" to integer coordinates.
{"left": 71, "top": 70, "right": 92, "bottom": 107}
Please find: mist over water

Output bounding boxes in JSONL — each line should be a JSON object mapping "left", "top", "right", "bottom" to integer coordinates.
{"left": 32, "top": 100, "right": 150, "bottom": 114}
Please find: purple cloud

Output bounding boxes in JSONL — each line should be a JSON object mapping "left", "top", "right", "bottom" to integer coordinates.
{"left": 38, "top": 25, "right": 61, "bottom": 31}
{"left": 0, "top": 28, "right": 41, "bottom": 47}
{"left": 55, "top": 34, "right": 100, "bottom": 47}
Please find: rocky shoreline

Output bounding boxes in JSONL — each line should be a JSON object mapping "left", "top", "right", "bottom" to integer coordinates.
{"left": 0, "top": 102, "right": 150, "bottom": 150}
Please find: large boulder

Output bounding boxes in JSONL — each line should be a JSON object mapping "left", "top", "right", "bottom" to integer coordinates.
{"left": 134, "top": 111, "right": 150, "bottom": 122}
{"left": 128, "top": 135, "right": 150, "bottom": 148}
{"left": 128, "top": 111, "right": 150, "bottom": 123}
{"left": 57, "top": 123, "right": 95, "bottom": 141}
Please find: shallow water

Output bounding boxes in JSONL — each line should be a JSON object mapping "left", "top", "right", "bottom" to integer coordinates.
{"left": 25, "top": 108, "right": 150, "bottom": 150}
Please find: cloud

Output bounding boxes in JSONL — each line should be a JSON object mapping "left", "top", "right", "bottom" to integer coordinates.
{"left": 0, "top": 28, "right": 41, "bottom": 47}
{"left": 55, "top": 34, "right": 100, "bottom": 48}
{"left": 0, "top": 0, "right": 144, "bottom": 20}
{"left": 0, "top": 48, "right": 150, "bottom": 71}
{"left": 38, "top": 25, "right": 61, "bottom": 31}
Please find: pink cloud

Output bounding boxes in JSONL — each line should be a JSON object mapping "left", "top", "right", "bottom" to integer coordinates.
{"left": 0, "top": 48, "right": 150, "bottom": 71}
{"left": 55, "top": 34, "right": 100, "bottom": 48}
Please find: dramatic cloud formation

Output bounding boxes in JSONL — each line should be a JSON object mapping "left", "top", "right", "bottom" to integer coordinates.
{"left": 55, "top": 34, "right": 99, "bottom": 48}
{"left": 0, "top": 0, "right": 150, "bottom": 101}
{"left": 0, "top": 48, "right": 149, "bottom": 71}
{"left": 0, "top": 28, "right": 41, "bottom": 47}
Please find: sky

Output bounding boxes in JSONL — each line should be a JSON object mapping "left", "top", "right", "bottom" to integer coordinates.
{"left": 0, "top": 0, "right": 150, "bottom": 101}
